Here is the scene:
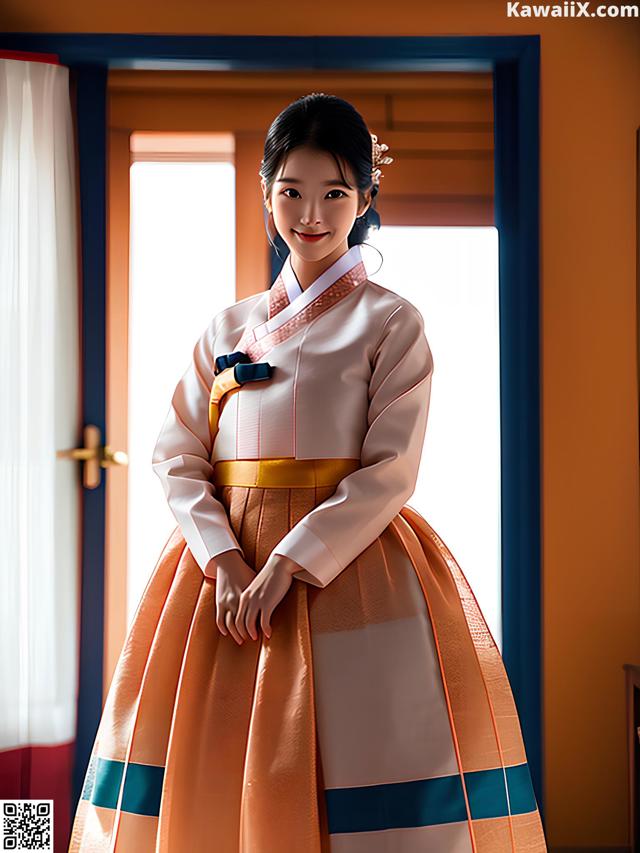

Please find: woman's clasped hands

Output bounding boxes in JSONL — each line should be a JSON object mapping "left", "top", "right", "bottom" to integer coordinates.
{"left": 206, "top": 548, "right": 300, "bottom": 645}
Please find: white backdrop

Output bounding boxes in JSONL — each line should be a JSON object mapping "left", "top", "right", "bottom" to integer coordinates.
{"left": 128, "top": 161, "right": 237, "bottom": 622}
{"left": 365, "top": 227, "right": 502, "bottom": 650}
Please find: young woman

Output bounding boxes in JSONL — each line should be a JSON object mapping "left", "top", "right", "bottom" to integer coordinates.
{"left": 69, "top": 93, "right": 548, "bottom": 852}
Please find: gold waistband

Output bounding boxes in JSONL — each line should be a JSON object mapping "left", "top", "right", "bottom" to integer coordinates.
{"left": 212, "top": 458, "right": 360, "bottom": 488}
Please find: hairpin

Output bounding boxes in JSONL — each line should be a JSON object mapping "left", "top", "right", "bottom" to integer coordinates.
{"left": 370, "top": 132, "right": 393, "bottom": 185}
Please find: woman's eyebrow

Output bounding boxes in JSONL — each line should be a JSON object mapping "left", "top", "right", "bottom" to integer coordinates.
{"left": 275, "top": 176, "right": 352, "bottom": 188}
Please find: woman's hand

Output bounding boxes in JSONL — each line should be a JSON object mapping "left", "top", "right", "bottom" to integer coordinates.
{"left": 209, "top": 549, "right": 257, "bottom": 645}
{"left": 234, "top": 554, "right": 301, "bottom": 641}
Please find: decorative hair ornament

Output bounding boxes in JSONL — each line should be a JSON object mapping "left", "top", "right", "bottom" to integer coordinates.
{"left": 370, "top": 132, "right": 393, "bottom": 185}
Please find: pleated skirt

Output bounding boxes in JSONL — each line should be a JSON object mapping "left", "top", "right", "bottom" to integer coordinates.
{"left": 69, "top": 480, "right": 548, "bottom": 852}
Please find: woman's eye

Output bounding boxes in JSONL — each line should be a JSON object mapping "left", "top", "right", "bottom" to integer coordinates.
{"left": 281, "top": 188, "right": 346, "bottom": 199}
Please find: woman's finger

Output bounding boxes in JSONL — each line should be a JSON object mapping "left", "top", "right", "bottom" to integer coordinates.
{"left": 216, "top": 608, "right": 228, "bottom": 635}
{"left": 235, "top": 593, "right": 250, "bottom": 640}
{"left": 225, "top": 608, "right": 244, "bottom": 645}
{"left": 245, "top": 601, "right": 259, "bottom": 641}
{"left": 260, "top": 606, "right": 272, "bottom": 640}
{"left": 251, "top": 593, "right": 265, "bottom": 641}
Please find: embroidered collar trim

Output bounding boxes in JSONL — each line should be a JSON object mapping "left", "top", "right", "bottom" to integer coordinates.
{"left": 255, "top": 244, "right": 364, "bottom": 341}
{"left": 235, "top": 244, "right": 368, "bottom": 361}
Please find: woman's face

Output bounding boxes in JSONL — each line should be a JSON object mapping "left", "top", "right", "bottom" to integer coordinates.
{"left": 261, "top": 145, "right": 371, "bottom": 264}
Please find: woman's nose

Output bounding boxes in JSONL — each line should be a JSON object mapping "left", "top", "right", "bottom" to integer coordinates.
{"left": 300, "top": 214, "right": 321, "bottom": 225}
{"left": 299, "top": 201, "right": 322, "bottom": 224}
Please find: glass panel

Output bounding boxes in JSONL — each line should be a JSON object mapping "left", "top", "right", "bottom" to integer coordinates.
{"left": 366, "top": 226, "right": 502, "bottom": 649}
{"left": 128, "top": 161, "right": 236, "bottom": 623}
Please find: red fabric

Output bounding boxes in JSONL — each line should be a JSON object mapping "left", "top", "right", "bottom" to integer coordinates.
{"left": 0, "top": 742, "right": 74, "bottom": 853}
{"left": 0, "top": 50, "right": 60, "bottom": 65}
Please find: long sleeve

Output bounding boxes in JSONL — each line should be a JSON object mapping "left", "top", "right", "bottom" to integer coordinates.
{"left": 151, "top": 316, "right": 244, "bottom": 577}
{"left": 271, "top": 300, "right": 434, "bottom": 588}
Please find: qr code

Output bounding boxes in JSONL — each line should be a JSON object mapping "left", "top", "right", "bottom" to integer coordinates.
{"left": 0, "top": 801, "right": 53, "bottom": 852}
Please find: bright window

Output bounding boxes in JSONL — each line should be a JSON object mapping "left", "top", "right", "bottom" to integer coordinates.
{"left": 366, "top": 226, "right": 502, "bottom": 649}
{"left": 128, "top": 160, "right": 236, "bottom": 622}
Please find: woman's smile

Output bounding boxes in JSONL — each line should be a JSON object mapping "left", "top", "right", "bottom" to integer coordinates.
{"left": 292, "top": 228, "right": 330, "bottom": 242}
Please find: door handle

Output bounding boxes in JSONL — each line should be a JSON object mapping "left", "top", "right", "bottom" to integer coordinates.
{"left": 57, "top": 423, "right": 129, "bottom": 489}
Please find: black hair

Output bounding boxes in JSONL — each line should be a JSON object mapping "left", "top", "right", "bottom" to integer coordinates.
{"left": 259, "top": 92, "right": 382, "bottom": 256}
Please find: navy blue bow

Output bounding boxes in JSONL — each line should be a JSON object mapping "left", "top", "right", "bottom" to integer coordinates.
{"left": 214, "top": 350, "right": 253, "bottom": 375}
{"left": 234, "top": 362, "right": 273, "bottom": 383}
{"left": 214, "top": 350, "right": 274, "bottom": 384}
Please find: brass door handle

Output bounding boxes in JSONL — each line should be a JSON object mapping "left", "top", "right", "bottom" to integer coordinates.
{"left": 103, "top": 446, "right": 129, "bottom": 467}
{"left": 57, "top": 424, "right": 129, "bottom": 489}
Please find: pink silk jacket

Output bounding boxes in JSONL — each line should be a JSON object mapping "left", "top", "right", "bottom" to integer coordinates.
{"left": 151, "top": 244, "right": 434, "bottom": 589}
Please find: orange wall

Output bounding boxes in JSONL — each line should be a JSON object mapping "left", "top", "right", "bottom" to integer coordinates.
{"left": 4, "top": 3, "right": 639, "bottom": 849}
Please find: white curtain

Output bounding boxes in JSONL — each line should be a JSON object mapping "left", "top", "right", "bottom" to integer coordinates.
{"left": 0, "top": 58, "right": 80, "bottom": 749}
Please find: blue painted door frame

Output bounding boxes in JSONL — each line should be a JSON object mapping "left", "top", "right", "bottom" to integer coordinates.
{"left": 0, "top": 32, "right": 543, "bottom": 824}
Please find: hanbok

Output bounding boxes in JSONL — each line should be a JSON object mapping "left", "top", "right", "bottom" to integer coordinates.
{"left": 69, "top": 244, "right": 548, "bottom": 852}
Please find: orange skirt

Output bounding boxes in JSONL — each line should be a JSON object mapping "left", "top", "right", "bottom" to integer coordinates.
{"left": 69, "top": 478, "right": 548, "bottom": 852}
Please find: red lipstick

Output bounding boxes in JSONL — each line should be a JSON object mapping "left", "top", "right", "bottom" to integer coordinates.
{"left": 293, "top": 230, "right": 329, "bottom": 243}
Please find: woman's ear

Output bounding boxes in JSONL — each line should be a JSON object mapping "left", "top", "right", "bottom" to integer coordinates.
{"left": 260, "top": 177, "right": 271, "bottom": 212}
{"left": 357, "top": 189, "right": 372, "bottom": 218}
